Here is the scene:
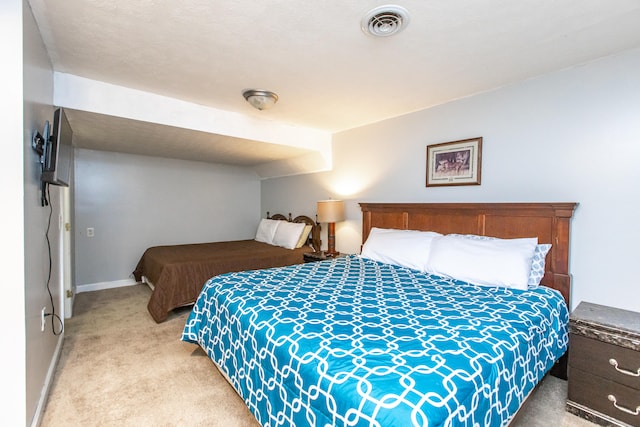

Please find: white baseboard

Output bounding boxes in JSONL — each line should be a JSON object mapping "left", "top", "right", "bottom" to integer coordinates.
{"left": 30, "top": 332, "right": 64, "bottom": 427}
{"left": 76, "top": 278, "right": 139, "bottom": 293}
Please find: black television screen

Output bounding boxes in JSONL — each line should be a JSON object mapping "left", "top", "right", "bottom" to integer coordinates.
{"left": 42, "top": 107, "right": 73, "bottom": 187}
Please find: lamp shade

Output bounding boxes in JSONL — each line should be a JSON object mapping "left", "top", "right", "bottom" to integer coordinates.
{"left": 317, "top": 200, "right": 345, "bottom": 223}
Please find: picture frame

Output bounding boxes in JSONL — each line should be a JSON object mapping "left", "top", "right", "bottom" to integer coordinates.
{"left": 426, "top": 137, "right": 482, "bottom": 187}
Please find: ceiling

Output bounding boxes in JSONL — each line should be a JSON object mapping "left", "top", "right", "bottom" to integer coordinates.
{"left": 28, "top": 0, "right": 640, "bottom": 168}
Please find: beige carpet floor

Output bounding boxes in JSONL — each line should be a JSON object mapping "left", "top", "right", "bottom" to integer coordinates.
{"left": 40, "top": 284, "right": 595, "bottom": 426}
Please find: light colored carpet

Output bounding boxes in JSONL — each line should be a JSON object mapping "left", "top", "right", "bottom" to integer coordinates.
{"left": 41, "top": 284, "right": 595, "bottom": 426}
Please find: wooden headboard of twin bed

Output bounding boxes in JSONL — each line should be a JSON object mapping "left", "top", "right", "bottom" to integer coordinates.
{"left": 360, "top": 202, "right": 577, "bottom": 305}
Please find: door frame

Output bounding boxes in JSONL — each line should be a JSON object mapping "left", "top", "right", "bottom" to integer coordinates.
{"left": 62, "top": 186, "right": 74, "bottom": 318}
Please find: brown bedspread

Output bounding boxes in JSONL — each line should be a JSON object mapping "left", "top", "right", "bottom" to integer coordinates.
{"left": 133, "top": 239, "right": 314, "bottom": 323}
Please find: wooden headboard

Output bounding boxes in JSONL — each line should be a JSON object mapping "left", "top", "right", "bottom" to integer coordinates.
{"left": 360, "top": 202, "right": 577, "bottom": 305}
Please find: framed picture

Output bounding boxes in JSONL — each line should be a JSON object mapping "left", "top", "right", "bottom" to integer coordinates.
{"left": 426, "top": 137, "right": 482, "bottom": 187}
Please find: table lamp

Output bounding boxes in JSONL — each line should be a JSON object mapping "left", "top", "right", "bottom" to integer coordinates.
{"left": 317, "top": 200, "right": 345, "bottom": 257}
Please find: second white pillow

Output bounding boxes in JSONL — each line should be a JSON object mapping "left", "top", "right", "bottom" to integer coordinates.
{"left": 426, "top": 235, "right": 538, "bottom": 290}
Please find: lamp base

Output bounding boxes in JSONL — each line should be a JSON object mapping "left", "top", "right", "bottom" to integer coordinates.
{"left": 325, "top": 222, "right": 339, "bottom": 258}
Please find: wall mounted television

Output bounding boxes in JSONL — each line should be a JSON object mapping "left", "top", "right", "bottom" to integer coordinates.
{"left": 41, "top": 107, "right": 73, "bottom": 187}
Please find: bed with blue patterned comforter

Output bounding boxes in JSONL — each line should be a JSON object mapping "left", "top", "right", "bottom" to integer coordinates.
{"left": 182, "top": 255, "right": 569, "bottom": 427}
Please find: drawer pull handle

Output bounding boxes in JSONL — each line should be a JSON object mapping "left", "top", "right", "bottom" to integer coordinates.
{"left": 609, "top": 358, "right": 640, "bottom": 377}
{"left": 607, "top": 394, "right": 640, "bottom": 416}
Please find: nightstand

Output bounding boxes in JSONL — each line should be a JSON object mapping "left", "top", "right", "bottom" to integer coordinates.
{"left": 566, "top": 302, "right": 640, "bottom": 426}
{"left": 303, "top": 252, "right": 348, "bottom": 263}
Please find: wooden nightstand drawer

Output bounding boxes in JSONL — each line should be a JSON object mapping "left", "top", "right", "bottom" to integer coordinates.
{"left": 570, "top": 334, "right": 640, "bottom": 390}
{"left": 567, "top": 302, "right": 640, "bottom": 426}
{"left": 568, "top": 366, "right": 640, "bottom": 426}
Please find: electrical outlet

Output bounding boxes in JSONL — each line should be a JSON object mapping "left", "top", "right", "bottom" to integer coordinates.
{"left": 41, "top": 307, "right": 46, "bottom": 332}
{"left": 87, "top": 227, "right": 95, "bottom": 238}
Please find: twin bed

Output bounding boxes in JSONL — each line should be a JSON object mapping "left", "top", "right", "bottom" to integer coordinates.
{"left": 133, "top": 213, "right": 321, "bottom": 323}
{"left": 180, "top": 202, "right": 577, "bottom": 426}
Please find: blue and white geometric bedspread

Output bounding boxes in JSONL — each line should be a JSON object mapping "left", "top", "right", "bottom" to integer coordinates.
{"left": 182, "top": 255, "right": 569, "bottom": 427}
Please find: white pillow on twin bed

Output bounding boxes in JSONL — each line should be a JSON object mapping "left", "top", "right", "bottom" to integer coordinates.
{"left": 272, "top": 221, "right": 306, "bottom": 249}
{"left": 425, "top": 235, "right": 538, "bottom": 290}
{"left": 255, "top": 218, "right": 281, "bottom": 245}
{"left": 360, "top": 227, "right": 442, "bottom": 272}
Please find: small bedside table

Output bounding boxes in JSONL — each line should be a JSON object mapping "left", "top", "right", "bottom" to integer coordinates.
{"left": 303, "top": 252, "right": 348, "bottom": 263}
{"left": 566, "top": 301, "right": 640, "bottom": 426}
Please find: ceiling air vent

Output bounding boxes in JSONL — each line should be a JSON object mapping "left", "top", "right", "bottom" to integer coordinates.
{"left": 361, "top": 5, "right": 410, "bottom": 37}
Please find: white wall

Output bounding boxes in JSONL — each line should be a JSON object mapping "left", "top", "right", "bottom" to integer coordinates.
{"left": 6, "top": 0, "right": 65, "bottom": 425}
{"left": 262, "top": 48, "right": 640, "bottom": 314}
{"left": 74, "top": 149, "right": 262, "bottom": 287}
{"left": 1, "top": 0, "right": 27, "bottom": 424}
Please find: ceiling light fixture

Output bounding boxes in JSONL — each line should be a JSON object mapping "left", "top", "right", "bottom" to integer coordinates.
{"left": 242, "top": 89, "right": 279, "bottom": 111}
{"left": 361, "top": 5, "right": 410, "bottom": 37}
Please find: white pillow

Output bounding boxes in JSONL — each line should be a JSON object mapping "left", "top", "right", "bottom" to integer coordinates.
{"left": 360, "top": 227, "right": 442, "bottom": 272}
{"left": 272, "top": 221, "right": 306, "bottom": 249}
{"left": 255, "top": 219, "right": 281, "bottom": 244}
{"left": 426, "top": 235, "right": 538, "bottom": 290}
{"left": 450, "top": 234, "right": 551, "bottom": 288}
